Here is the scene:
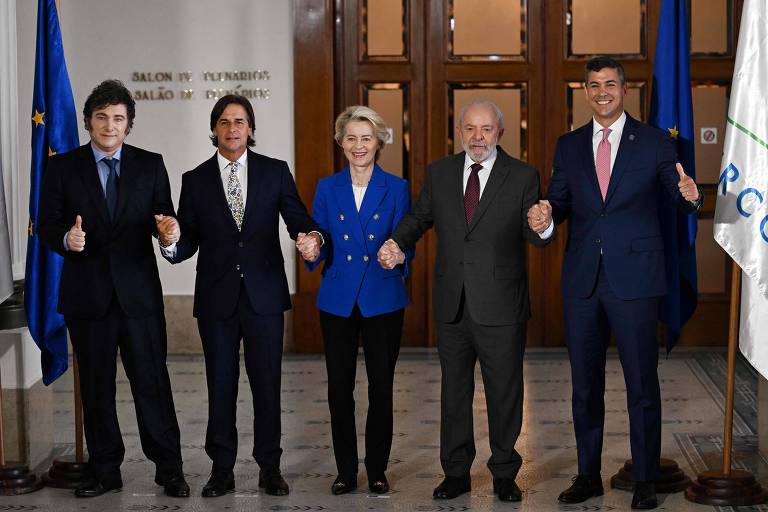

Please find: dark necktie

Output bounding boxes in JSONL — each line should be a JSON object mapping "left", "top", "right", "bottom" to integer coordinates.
{"left": 464, "top": 163, "right": 482, "bottom": 224}
{"left": 104, "top": 158, "right": 119, "bottom": 221}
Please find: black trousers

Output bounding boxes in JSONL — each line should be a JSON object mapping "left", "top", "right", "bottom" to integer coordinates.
{"left": 434, "top": 295, "right": 527, "bottom": 479}
{"left": 319, "top": 306, "right": 404, "bottom": 480}
{"left": 197, "top": 284, "right": 284, "bottom": 472}
{"left": 66, "top": 296, "right": 182, "bottom": 481}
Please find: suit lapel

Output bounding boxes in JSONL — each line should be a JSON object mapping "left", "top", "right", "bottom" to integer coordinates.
{"left": 332, "top": 167, "right": 365, "bottom": 246}
{"left": 467, "top": 150, "right": 511, "bottom": 233}
{"left": 77, "top": 144, "right": 110, "bottom": 224}
{"left": 446, "top": 154, "right": 466, "bottom": 230}
{"left": 205, "top": 153, "right": 240, "bottom": 231}
{"left": 604, "top": 114, "right": 639, "bottom": 205}
{"left": 242, "top": 150, "right": 263, "bottom": 231}
{"left": 358, "top": 166, "right": 387, "bottom": 230}
{"left": 579, "top": 122, "right": 604, "bottom": 207}
{"left": 113, "top": 145, "right": 140, "bottom": 224}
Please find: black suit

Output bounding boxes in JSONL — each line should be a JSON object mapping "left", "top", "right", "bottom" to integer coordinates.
{"left": 38, "top": 143, "right": 182, "bottom": 481}
{"left": 391, "top": 148, "right": 550, "bottom": 479}
{"left": 164, "top": 149, "right": 318, "bottom": 472}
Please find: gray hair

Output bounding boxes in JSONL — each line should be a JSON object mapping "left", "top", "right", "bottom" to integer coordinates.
{"left": 456, "top": 100, "right": 504, "bottom": 130}
{"left": 334, "top": 105, "right": 389, "bottom": 157}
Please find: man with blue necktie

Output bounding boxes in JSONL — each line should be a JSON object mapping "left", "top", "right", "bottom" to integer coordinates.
{"left": 38, "top": 79, "right": 188, "bottom": 498}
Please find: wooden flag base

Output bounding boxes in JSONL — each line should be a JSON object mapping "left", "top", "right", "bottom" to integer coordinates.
{"left": 685, "top": 469, "right": 766, "bottom": 506}
{"left": 610, "top": 457, "right": 691, "bottom": 493}
{"left": 42, "top": 456, "right": 89, "bottom": 489}
{"left": 0, "top": 463, "right": 44, "bottom": 495}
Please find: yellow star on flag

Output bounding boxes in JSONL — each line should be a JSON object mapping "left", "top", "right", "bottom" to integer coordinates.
{"left": 668, "top": 125, "right": 679, "bottom": 139}
{"left": 32, "top": 110, "right": 45, "bottom": 127}
{"left": 28, "top": 220, "right": 34, "bottom": 237}
{"left": 48, "top": 147, "right": 57, "bottom": 157}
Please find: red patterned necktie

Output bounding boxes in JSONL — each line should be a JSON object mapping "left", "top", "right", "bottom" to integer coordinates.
{"left": 596, "top": 128, "right": 612, "bottom": 200}
{"left": 464, "top": 163, "right": 482, "bottom": 224}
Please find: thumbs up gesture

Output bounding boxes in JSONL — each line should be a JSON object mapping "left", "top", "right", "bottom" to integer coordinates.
{"left": 677, "top": 163, "right": 700, "bottom": 202}
{"left": 67, "top": 215, "right": 86, "bottom": 252}
{"left": 154, "top": 214, "right": 180, "bottom": 247}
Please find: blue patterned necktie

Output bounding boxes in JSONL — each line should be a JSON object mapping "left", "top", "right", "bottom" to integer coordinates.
{"left": 226, "top": 161, "right": 245, "bottom": 230}
{"left": 104, "top": 158, "right": 119, "bottom": 221}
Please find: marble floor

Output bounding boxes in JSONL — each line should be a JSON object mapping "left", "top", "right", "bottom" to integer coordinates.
{"left": 2, "top": 347, "right": 767, "bottom": 511}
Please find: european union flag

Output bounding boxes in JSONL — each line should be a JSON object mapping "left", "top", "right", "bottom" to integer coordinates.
{"left": 650, "top": 0, "right": 698, "bottom": 353}
{"left": 25, "top": 0, "right": 79, "bottom": 385}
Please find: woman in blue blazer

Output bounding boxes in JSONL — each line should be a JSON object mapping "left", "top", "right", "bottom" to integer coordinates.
{"left": 304, "top": 106, "right": 412, "bottom": 495}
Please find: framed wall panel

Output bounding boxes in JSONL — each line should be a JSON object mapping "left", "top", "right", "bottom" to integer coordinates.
{"left": 567, "top": 0, "right": 646, "bottom": 58}
{"left": 362, "top": 83, "right": 409, "bottom": 179}
{"left": 448, "top": 0, "right": 526, "bottom": 61}
{"left": 691, "top": 0, "right": 731, "bottom": 56}
{"left": 692, "top": 83, "right": 729, "bottom": 185}
{"left": 360, "top": 0, "right": 408, "bottom": 60}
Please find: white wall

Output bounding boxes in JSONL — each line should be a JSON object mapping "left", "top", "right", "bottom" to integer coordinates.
{"left": 15, "top": 0, "right": 295, "bottom": 294}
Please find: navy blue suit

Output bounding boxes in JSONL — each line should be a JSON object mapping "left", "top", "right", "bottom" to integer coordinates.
{"left": 165, "top": 149, "right": 318, "bottom": 472}
{"left": 546, "top": 114, "right": 700, "bottom": 481}
{"left": 306, "top": 165, "right": 412, "bottom": 481}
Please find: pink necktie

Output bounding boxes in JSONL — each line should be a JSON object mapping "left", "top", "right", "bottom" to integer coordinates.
{"left": 596, "top": 128, "right": 612, "bottom": 200}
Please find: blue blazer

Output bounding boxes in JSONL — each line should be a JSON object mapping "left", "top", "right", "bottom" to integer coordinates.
{"left": 546, "top": 114, "right": 700, "bottom": 300}
{"left": 307, "top": 165, "right": 412, "bottom": 317}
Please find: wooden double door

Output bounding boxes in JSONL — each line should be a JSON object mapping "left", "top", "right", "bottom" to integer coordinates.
{"left": 292, "top": 0, "right": 740, "bottom": 351}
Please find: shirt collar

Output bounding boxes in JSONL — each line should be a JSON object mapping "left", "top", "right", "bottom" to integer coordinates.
{"left": 592, "top": 111, "right": 627, "bottom": 136}
{"left": 462, "top": 146, "right": 498, "bottom": 172}
{"left": 217, "top": 150, "right": 248, "bottom": 172}
{"left": 91, "top": 143, "right": 122, "bottom": 163}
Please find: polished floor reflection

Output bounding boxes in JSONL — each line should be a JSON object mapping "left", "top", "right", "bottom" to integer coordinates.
{"left": 4, "top": 348, "right": 767, "bottom": 511}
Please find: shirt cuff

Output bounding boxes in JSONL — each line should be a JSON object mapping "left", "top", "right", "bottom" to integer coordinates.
{"left": 63, "top": 232, "right": 70, "bottom": 251}
{"left": 159, "top": 242, "right": 177, "bottom": 257}
{"left": 538, "top": 221, "right": 554, "bottom": 239}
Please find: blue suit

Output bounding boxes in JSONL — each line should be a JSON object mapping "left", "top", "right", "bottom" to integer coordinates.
{"left": 546, "top": 114, "right": 700, "bottom": 481}
{"left": 308, "top": 165, "right": 412, "bottom": 316}
{"left": 307, "top": 164, "right": 412, "bottom": 482}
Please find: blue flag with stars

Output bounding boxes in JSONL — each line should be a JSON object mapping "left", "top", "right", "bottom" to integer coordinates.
{"left": 25, "top": 0, "right": 79, "bottom": 385}
{"left": 650, "top": 0, "right": 698, "bottom": 353}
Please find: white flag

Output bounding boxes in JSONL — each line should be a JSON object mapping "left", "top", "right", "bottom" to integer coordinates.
{"left": 0, "top": 167, "right": 12, "bottom": 304}
{"left": 713, "top": 0, "right": 768, "bottom": 378}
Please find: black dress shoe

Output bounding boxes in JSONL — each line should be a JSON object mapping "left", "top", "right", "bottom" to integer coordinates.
{"left": 259, "top": 469, "right": 289, "bottom": 496}
{"left": 158, "top": 473, "right": 190, "bottom": 498}
{"left": 558, "top": 475, "right": 604, "bottom": 503}
{"left": 433, "top": 475, "right": 471, "bottom": 499}
{"left": 74, "top": 477, "right": 123, "bottom": 497}
{"left": 493, "top": 478, "right": 522, "bottom": 502}
{"left": 368, "top": 474, "right": 389, "bottom": 494}
{"left": 201, "top": 470, "right": 235, "bottom": 498}
{"left": 331, "top": 475, "right": 357, "bottom": 495}
{"left": 631, "top": 481, "right": 658, "bottom": 510}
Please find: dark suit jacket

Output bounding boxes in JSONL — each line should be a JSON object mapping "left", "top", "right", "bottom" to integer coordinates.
{"left": 38, "top": 143, "right": 174, "bottom": 319}
{"left": 391, "top": 148, "right": 550, "bottom": 326}
{"left": 546, "top": 113, "right": 700, "bottom": 300}
{"left": 164, "top": 149, "right": 318, "bottom": 319}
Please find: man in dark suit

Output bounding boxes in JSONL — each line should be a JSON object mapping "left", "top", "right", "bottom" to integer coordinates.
{"left": 161, "top": 95, "right": 321, "bottom": 498}
{"left": 38, "top": 79, "right": 189, "bottom": 498}
{"left": 378, "top": 100, "right": 551, "bottom": 502}
{"left": 528, "top": 56, "right": 702, "bottom": 510}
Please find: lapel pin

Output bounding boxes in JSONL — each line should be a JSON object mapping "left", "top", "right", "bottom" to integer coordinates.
{"left": 629, "top": 134, "right": 635, "bottom": 141}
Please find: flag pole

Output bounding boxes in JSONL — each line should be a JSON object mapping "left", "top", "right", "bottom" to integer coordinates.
{"left": 42, "top": 351, "right": 89, "bottom": 488}
{"left": 686, "top": 260, "right": 766, "bottom": 505}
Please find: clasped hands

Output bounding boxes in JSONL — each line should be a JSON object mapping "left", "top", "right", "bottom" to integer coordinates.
{"left": 527, "top": 200, "right": 552, "bottom": 234}
{"left": 296, "top": 232, "right": 322, "bottom": 262}
{"left": 377, "top": 239, "right": 405, "bottom": 270}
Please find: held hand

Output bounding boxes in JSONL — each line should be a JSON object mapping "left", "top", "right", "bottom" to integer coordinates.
{"left": 377, "top": 239, "right": 405, "bottom": 270}
{"left": 527, "top": 200, "right": 552, "bottom": 234}
{"left": 155, "top": 214, "right": 180, "bottom": 246}
{"left": 67, "top": 215, "right": 86, "bottom": 252}
{"left": 677, "top": 163, "right": 700, "bottom": 202}
{"left": 296, "top": 232, "right": 320, "bottom": 262}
